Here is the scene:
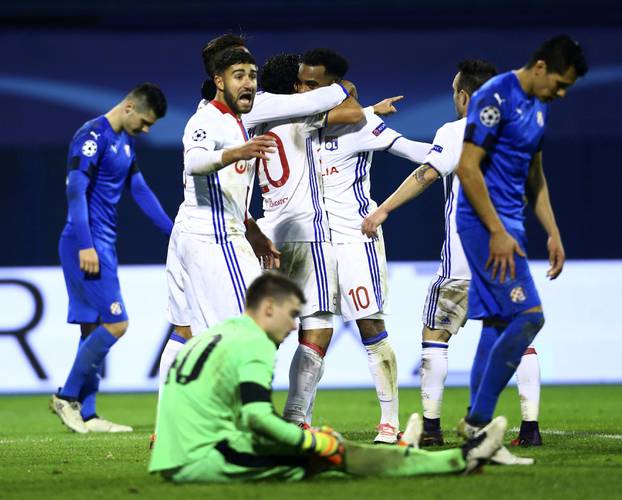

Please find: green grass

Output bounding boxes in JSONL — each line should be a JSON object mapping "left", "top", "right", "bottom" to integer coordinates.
{"left": 1, "top": 386, "right": 621, "bottom": 499}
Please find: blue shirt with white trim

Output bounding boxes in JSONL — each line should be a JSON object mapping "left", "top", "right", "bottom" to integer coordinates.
{"left": 457, "top": 71, "right": 549, "bottom": 231}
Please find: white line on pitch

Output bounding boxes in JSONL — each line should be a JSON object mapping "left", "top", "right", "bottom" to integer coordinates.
{"left": 509, "top": 427, "right": 622, "bottom": 440}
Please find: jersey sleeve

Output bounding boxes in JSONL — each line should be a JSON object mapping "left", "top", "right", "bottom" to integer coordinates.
{"left": 243, "top": 83, "right": 349, "bottom": 128}
{"left": 422, "top": 123, "right": 463, "bottom": 178}
{"left": 182, "top": 111, "right": 218, "bottom": 154}
{"left": 353, "top": 110, "right": 402, "bottom": 153}
{"left": 464, "top": 84, "right": 509, "bottom": 152}
{"left": 66, "top": 126, "right": 108, "bottom": 177}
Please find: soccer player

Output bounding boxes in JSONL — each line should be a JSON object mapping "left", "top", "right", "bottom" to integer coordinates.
{"left": 50, "top": 83, "right": 173, "bottom": 433}
{"left": 284, "top": 48, "right": 432, "bottom": 443}
{"left": 362, "top": 61, "right": 543, "bottom": 450}
{"left": 454, "top": 35, "right": 587, "bottom": 439}
{"left": 149, "top": 272, "right": 508, "bottom": 483}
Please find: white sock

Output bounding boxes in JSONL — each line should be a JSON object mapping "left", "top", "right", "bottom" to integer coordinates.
{"left": 304, "top": 360, "right": 325, "bottom": 425}
{"left": 516, "top": 345, "right": 541, "bottom": 421}
{"left": 420, "top": 342, "right": 449, "bottom": 419}
{"left": 283, "top": 344, "right": 324, "bottom": 424}
{"left": 364, "top": 335, "right": 399, "bottom": 428}
{"left": 159, "top": 337, "right": 186, "bottom": 388}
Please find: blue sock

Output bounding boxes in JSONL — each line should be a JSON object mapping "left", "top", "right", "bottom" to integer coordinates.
{"left": 60, "top": 325, "right": 118, "bottom": 400}
{"left": 468, "top": 312, "right": 544, "bottom": 425}
{"left": 361, "top": 330, "right": 388, "bottom": 346}
{"left": 469, "top": 324, "right": 503, "bottom": 409}
{"left": 79, "top": 336, "right": 103, "bottom": 420}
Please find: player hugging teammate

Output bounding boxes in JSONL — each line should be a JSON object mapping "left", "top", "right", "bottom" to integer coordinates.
{"left": 50, "top": 31, "right": 588, "bottom": 482}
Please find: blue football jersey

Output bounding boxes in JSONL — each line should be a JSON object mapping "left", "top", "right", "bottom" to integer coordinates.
{"left": 61, "top": 116, "right": 137, "bottom": 245}
{"left": 457, "top": 71, "right": 549, "bottom": 231}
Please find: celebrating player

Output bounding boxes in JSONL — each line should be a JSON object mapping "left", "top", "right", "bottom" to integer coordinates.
{"left": 454, "top": 36, "right": 587, "bottom": 440}
{"left": 51, "top": 84, "right": 173, "bottom": 433}
{"left": 149, "top": 272, "right": 508, "bottom": 483}
{"left": 284, "top": 48, "right": 432, "bottom": 444}
{"left": 362, "top": 60, "right": 543, "bottom": 452}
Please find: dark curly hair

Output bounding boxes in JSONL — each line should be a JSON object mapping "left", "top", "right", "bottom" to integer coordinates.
{"left": 456, "top": 60, "right": 498, "bottom": 96}
{"left": 259, "top": 54, "right": 300, "bottom": 95}
{"left": 213, "top": 49, "right": 256, "bottom": 76}
{"left": 301, "top": 48, "right": 348, "bottom": 80}
{"left": 202, "top": 33, "right": 247, "bottom": 77}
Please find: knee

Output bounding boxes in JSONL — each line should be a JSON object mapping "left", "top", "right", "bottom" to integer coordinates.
{"left": 422, "top": 326, "right": 451, "bottom": 343}
{"left": 174, "top": 325, "right": 192, "bottom": 340}
{"left": 103, "top": 321, "right": 129, "bottom": 338}
{"left": 357, "top": 318, "right": 385, "bottom": 340}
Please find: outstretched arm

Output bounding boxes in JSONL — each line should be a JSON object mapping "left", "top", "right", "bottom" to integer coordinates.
{"left": 457, "top": 142, "right": 525, "bottom": 283}
{"left": 361, "top": 164, "right": 439, "bottom": 238}
{"left": 526, "top": 151, "right": 564, "bottom": 279}
{"left": 128, "top": 170, "right": 173, "bottom": 235}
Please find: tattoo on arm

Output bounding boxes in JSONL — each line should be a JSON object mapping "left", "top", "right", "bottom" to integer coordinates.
{"left": 412, "top": 165, "right": 433, "bottom": 185}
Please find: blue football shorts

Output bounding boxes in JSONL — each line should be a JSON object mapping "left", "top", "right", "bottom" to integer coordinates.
{"left": 458, "top": 223, "right": 541, "bottom": 321}
{"left": 59, "top": 235, "right": 128, "bottom": 324}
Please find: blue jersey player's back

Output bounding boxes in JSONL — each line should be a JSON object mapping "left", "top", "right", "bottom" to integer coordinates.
{"left": 62, "top": 115, "right": 136, "bottom": 245}
{"left": 457, "top": 71, "right": 549, "bottom": 232}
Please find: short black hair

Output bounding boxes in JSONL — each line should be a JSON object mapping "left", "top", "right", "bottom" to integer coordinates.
{"left": 260, "top": 54, "right": 300, "bottom": 95}
{"left": 128, "top": 83, "right": 167, "bottom": 118}
{"left": 456, "top": 60, "right": 498, "bottom": 96}
{"left": 213, "top": 49, "right": 257, "bottom": 76}
{"left": 245, "top": 272, "right": 306, "bottom": 310}
{"left": 202, "top": 33, "right": 246, "bottom": 77}
{"left": 301, "top": 48, "right": 348, "bottom": 79}
{"left": 526, "top": 34, "right": 588, "bottom": 77}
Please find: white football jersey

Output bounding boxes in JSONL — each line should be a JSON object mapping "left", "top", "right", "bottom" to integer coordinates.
{"left": 180, "top": 99, "right": 254, "bottom": 241}
{"left": 254, "top": 114, "right": 329, "bottom": 243}
{"left": 321, "top": 109, "right": 402, "bottom": 243}
{"left": 423, "top": 117, "right": 471, "bottom": 280}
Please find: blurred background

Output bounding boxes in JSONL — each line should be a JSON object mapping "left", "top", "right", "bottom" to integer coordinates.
{"left": 1, "top": 0, "right": 621, "bottom": 392}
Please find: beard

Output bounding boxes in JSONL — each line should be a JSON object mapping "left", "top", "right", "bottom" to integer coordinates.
{"left": 224, "top": 86, "right": 254, "bottom": 115}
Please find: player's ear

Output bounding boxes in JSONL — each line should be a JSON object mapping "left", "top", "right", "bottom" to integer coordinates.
{"left": 214, "top": 74, "right": 225, "bottom": 92}
{"left": 124, "top": 100, "right": 135, "bottom": 115}
{"left": 534, "top": 60, "right": 547, "bottom": 76}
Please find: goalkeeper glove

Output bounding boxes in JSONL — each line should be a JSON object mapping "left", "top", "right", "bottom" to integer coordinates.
{"left": 300, "top": 427, "right": 341, "bottom": 457}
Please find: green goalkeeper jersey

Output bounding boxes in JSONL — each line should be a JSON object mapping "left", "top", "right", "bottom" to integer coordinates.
{"left": 149, "top": 314, "right": 304, "bottom": 473}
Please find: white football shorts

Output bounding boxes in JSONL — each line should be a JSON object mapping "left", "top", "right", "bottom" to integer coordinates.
{"left": 422, "top": 276, "right": 469, "bottom": 335}
{"left": 178, "top": 232, "right": 262, "bottom": 335}
{"left": 334, "top": 236, "right": 389, "bottom": 322}
{"left": 277, "top": 241, "right": 338, "bottom": 320}
{"left": 165, "top": 224, "right": 191, "bottom": 327}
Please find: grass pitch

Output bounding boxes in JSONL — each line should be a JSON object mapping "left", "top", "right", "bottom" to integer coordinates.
{"left": 1, "top": 386, "right": 621, "bottom": 499}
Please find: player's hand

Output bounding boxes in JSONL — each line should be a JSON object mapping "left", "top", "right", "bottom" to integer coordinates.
{"left": 372, "top": 95, "right": 404, "bottom": 116}
{"left": 546, "top": 232, "right": 565, "bottom": 279}
{"left": 486, "top": 230, "right": 525, "bottom": 284}
{"left": 245, "top": 220, "right": 281, "bottom": 269}
{"left": 361, "top": 206, "right": 388, "bottom": 238}
{"left": 300, "top": 427, "right": 342, "bottom": 458}
{"left": 79, "top": 247, "right": 100, "bottom": 275}
{"left": 231, "top": 135, "right": 276, "bottom": 162}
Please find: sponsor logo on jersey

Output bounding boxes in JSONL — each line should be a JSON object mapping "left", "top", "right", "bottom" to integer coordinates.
{"left": 372, "top": 122, "right": 387, "bottom": 136}
{"left": 267, "top": 196, "right": 289, "bottom": 208}
{"left": 89, "top": 131, "right": 101, "bottom": 140}
{"left": 479, "top": 105, "right": 501, "bottom": 127}
{"left": 536, "top": 110, "right": 544, "bottom": 127}
{"left": 322, "top": 166, "right": 340, "bottom": 176}
{"left": 234, "top": 160, "right": 247, "bottom": 174}
{"left": 110, "top": 144, "right": 118, "bottom": 154}
{"left": 110, "top": 302, "right": 123, "bottom": 315}
{"left": 124, "top": 144, "right": 131, "bottom": 157}
{"left": 324, "top": 136, "right": 338, "bottom": 151}
{"left": 510, "top": 286, "right": 527, "bottom": 303}
{"left": 430, "top": 144, "right": 443, "bottom": 154}
{"left": 81, "top": 140, "right": 98, "bottom": 157}
{"left": 192, "top": 129, "right": 207, "bottom": 141}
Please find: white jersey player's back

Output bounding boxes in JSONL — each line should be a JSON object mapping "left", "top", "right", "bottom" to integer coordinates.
{"left": 253, "top": 113, "right": 328, "bottom": 243}
{"left": 321, "top": 109, "right": 402, "bottom": 243}
{"left": 422, "top": 117, "right": 470, "bottom": 279}
{"left": 181, "top": 99, "right": 254, "bottom": 241}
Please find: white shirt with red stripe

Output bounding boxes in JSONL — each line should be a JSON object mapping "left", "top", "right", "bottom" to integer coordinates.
{"left": 321, "top": 109, "right": 402, "bottom": 243}
{"left": 179, "top": 99, "right": 254, "bottom": 241}
{"left": 254, "top": 113, "right": 329, "bottom": 243}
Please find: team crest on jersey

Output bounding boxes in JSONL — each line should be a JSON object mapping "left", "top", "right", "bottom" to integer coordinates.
{"left": 509, "top": 286, "right": 527, "bottom": 303}
{"left": 536, "top": 110, "right": 544, "bottom": 127}
{"left": 372, "top": 122, "right": 387, "bottom": 136}
{"left": 81, "top": 140, "right": 98, "bottom": 157}
{"left": 479, "top": 105, "right": 501, "bottom": 127}
{"left": 124, "top": 144, "right": 131, "bottom": 157}
{"left": 430, "top": 144, "right": 443, "bottom": 154}
{"left": 192, "top": 129, "right": 207, "bottom": 142}
{"left": 324, "top": 136, "right": 338, "bottom": 151}
{"left": 110, "top": 302, "right": 123, "bottom": 315}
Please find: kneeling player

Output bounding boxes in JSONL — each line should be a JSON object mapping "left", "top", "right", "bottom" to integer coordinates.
{"left": 149, "top": 272, "right": 507, "bottom": 483}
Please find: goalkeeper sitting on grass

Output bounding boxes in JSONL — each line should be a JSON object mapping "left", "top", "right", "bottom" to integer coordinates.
{"left": 149, "top": 272, "right": 506, "bottom": 483}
